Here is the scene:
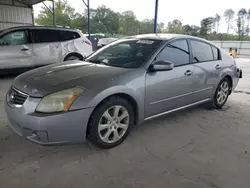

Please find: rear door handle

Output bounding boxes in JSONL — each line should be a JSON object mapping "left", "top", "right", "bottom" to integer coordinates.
{"left": 184, "top": 70, "right": 192, "bottom": 76}
{"left": 21, "top": 48, "right": 29, "bottom": 51}
{"left": 215, "top": 64, "right": 221, "bottom": 69}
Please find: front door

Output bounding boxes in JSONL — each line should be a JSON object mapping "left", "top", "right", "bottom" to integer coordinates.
{"left": 145, "top": 39, "right": 195, "bottom": 118}
{"left": 0, "top": 30, "right": 32, "bottom": 69}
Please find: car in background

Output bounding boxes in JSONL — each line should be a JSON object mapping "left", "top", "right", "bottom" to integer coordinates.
{"left": 97, "top": 37, "right": 117, "bottom": 49}
{"left": 5, "top": 34, "right": 242, "bottom": 149}
{"left": 0, "top": 26, "right": 93, "bottom": 74}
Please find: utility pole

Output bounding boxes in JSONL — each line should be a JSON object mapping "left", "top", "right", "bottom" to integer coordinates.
{"left": 87, "top": 0, "right": 90, "bottom": 39}
{"left": 82, "top": 0, "right": 90, "bottom": 39}
{"left": 154, "top": 0, "right": 159, "bottom": 33}
{"left": 52, "top": 0, "right": 56, "bottom": 26}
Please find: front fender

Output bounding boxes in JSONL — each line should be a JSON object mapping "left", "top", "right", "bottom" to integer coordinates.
{"left": 70, "top": 85, "right": 145, "bottom": 122}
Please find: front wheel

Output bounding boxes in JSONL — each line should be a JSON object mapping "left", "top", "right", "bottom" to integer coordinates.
{"left": 87, "top": 97, "right": 134, "bottom": 149}
{"left": 212, "top": 77, "right": 231, "bottom": 109}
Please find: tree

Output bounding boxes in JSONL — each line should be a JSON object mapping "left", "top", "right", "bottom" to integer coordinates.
{"left": 246, "top": 9, "right": 250, "bottom": 36}
{"left": 157, "top": 22, "right": 165, "bottom": 33}
{"left": 167, "top": 19, "right": 183, "bottom": 34}
{"left": 90, "top": 6, "right": 120, "bottom": 34}
{"left": 119, "top": 11, "right": 139, "bottom": 35}
{"left": 236, "top": 8, "right": 247, "bottom": 39}
{"left": 35, "top": 0, "right": 77, "bottom": 27}
{"left": 214, "top": 14, "right": 221, "bottom": 33}
{"left": 200, "top": 17, "right": 214, "bottom": 39}
{"left": 138, "top": 19, "right": 154, "bottom": 34}
{"left": 183, "top": 25, "right": 200, "bottom": 36}
{"left": 224, "top": 9, "right": 235, "bottom": 34}
{"left": 71, "top": 13, "right": 87, "bottom": 32}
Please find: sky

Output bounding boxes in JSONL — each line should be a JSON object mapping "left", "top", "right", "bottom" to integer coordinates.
{"left": 33, "top": 0, "right": 249, "bottom": 33}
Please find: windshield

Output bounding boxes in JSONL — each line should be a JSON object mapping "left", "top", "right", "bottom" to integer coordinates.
{"left": 86, "top": 39, "right": 162, "bottom": 68}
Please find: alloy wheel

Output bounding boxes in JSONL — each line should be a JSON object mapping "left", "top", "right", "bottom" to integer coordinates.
{"left": 98, "top": 105, "right": 130, "bottom": 144}
{"left": 217, "top": 81, "right": 229, "bottom": 105}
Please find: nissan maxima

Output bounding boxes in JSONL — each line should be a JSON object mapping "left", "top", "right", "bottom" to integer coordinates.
{"left": 5, "top": 34, "right": 242, "bottom": 148}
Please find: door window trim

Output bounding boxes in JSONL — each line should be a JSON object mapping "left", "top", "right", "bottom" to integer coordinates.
{"left": 0, "top": 29, "right": 31, "bottom": 46}
{"left": 211, "top": 45, "right": 222, "bottom": 61}
{"left": 188, "top": 39, "right": 222, "bottom": 64}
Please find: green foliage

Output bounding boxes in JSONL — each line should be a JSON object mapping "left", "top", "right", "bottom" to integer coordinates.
{"left": 35, "top": 1, "right": 250, "bottom": 40}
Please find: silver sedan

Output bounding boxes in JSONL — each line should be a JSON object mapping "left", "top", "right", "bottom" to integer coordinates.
{"left": 5, "top": 34, "right": 242, "bottom": 148}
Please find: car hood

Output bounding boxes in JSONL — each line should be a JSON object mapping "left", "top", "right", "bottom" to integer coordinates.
{"left": 13, "top": 60, "right": 128, "bottom": 97}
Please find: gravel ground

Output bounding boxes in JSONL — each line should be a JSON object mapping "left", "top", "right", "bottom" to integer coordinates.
{"left": 0, "top": 59, "right": 250, "bottom": 188}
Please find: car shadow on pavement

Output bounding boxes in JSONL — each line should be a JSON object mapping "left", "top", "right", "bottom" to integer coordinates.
{"left": 0, "top": 99, "right": 236, "bottom": 173}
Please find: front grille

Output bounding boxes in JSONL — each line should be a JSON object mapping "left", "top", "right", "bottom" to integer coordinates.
{"left": 8, "top": 87, "right": 28, "bottom": 106}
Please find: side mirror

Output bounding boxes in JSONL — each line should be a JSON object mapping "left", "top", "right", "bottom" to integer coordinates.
{"left": 150, "top": 60, "right": 174, "bottom": 72}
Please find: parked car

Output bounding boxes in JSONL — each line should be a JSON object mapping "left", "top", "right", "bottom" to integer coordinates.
{"left": 97, "top": 37, "right": 117, "bottom": 49}
{"left": 5, "top": 34, "right": 242, "bottom": 149}
{"left": 0, "top": 26, "right": 93, "bottom": 74}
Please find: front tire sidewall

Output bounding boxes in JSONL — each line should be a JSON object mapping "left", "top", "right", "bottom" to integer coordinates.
{"left": 88, "top": 97, "right": 134, "bottom": 149}
{"left": 213, "top": 77, "right": 231, "bottom": 109}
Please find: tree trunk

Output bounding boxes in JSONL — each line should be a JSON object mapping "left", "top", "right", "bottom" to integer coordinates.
{"left": 227, "top": 19, "right": 230, "bottom": 34}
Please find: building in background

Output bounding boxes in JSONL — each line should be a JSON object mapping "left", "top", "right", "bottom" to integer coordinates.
{"left": 0, "top": 0, "right": 45, "bottom": 30}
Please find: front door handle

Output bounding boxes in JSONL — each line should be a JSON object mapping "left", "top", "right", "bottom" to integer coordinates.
{"left": 184, "top": 70, "right": 192, "bottom": 76}
{"left": 215, "top": 64, "right": 221, "bottom": 69}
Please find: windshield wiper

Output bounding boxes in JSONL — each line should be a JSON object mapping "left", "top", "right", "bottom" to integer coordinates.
{"left": 87, "top": 59, "right": 103, "bottom": 64}
{"left": 87, "top": 59, "right": 110, "bottom": 66}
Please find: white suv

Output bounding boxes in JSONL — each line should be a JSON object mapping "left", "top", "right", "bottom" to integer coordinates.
{"left": 0, "top": 26, "right": 93, "bottom": 74}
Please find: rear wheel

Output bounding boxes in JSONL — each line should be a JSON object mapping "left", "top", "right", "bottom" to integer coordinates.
{"left": 212, "top": 77, "right": 231, "bottom": 109}
{"left": 87, "top": 97, "right": 134, "bottom": 149}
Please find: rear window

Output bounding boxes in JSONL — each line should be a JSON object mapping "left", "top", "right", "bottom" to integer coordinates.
{"left": 60, "top": 30, "right": 80, "bottom": 41}
{"left": 32, "top": 29, "right": 60, "bottom": 43}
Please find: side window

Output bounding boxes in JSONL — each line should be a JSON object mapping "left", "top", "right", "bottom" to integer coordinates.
{"left": 156, "top": 39, "right": 190, "bottom": 66}
{"left": 32, "top": 29, "right": 60, "bottom": 43}
{"left": 60, "top": 30, "right": 80, "bottom": 41}
{"left": 0, "top": 30, "right": 28, "bottom": 45}
{"left": 212, "top": 46, "right": 220, "bottom": 60}
{"left": 190, "top": 40, "right": 213, "bottom": 63}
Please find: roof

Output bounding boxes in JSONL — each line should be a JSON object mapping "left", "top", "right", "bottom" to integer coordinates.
{"left": 124, "top": 33, "right": 213, "bottom": 44}
{"left": 126, "top": 33, "right": 197, "bottom": 40}
{"left": 17, "top": 0, "right": 46, "bottom": 6}
{"left": 3, "top": 25, "right": 78, "bottom": 31}
{"left": 0, "top": 25, "right": 79, "bottom": 35}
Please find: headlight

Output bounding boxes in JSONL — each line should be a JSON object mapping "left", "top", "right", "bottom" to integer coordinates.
{"left": 36, "top": 88, "right": 84, "bottom": 113}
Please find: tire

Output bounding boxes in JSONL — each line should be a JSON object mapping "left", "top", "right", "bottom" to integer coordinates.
{"left": 64, "top": 55, "right": 80, "bottom": 61}
{"left": 212, "top": 77, "right": 231, "bottom": 109}
{"left": 87, "top": 96, "right": 134, "bottom": 149}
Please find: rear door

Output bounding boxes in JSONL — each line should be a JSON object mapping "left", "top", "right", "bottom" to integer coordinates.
{"left": 31, "top": 29, "right": 62, "bottom": 66}
{"left": 189, "top": 39, "right": 223, "bottom": 101}
{"left": 0, "top": 29, "right": 32, "bottom": 69}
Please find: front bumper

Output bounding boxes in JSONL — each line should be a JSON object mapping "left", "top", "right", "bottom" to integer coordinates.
{"left": 5, "top": 96, "right": 94, "bottom": 145}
